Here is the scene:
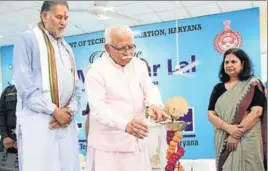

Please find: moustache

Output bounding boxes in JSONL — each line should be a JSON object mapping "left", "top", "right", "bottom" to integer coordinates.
{"left": 121, "top": 56, "right": 133, "bottom": 60}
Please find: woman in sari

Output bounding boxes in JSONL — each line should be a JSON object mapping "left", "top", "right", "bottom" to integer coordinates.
{"left": 208, "top": 48, "right": 267, "bottom": 171}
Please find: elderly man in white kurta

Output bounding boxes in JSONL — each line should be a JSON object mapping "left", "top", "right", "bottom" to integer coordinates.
{"left": 13, "top": 1, "right": 81, "bottom": 171}
{"left": 85, "top": 25, "right": 168, "bottom": 171}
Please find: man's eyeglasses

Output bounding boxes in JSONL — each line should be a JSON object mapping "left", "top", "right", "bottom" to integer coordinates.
{"left": 109, "top": 44, "right": 136, "bottom": 53}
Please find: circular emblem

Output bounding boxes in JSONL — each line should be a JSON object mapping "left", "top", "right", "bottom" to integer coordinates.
{"left": 214, "top": 20, "right": 242, "bottom": 54}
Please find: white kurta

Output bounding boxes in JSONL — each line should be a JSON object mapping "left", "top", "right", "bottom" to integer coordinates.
{"left": 13, "top": 28, "right": 81, "bottom": 171}
{"left": 86, "top": 147, "right": 152, "bottom": 171}
{"left": 85, "top": 53, "right": 163, "bottom": 171}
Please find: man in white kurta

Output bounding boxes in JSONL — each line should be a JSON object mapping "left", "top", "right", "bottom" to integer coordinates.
{"left": 13, "top": 2, "right": 81, "bottom": 171}
{"left": 85, "top": 25, "right": 167, "bottom": 171}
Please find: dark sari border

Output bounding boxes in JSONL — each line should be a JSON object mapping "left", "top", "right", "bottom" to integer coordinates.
{"left": 217, "top": 80, "right": 267, "bottom": 171}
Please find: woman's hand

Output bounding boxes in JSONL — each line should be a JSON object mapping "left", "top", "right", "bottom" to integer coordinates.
{"left": 225, "top": 135, "right": 240, "bottom": 151}
{"left": 226, "top": 124, "right": 245, "bottom": 139}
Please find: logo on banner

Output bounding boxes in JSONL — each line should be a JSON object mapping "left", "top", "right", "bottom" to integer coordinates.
{"left": 178, "top": 108, "right": 199, "bottom": 147}
{"left": 89, "top": 51, "right": 105, "bottom": 64}
{"left": 178, "top": 108, "right": 195, "bottom": 136}
{"left": 214, "top": 20, "right": 242, "bottom": 54}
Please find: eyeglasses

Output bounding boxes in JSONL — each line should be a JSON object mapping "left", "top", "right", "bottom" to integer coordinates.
{"left": 109, "top": 44, "right": 136, "bottom": 53}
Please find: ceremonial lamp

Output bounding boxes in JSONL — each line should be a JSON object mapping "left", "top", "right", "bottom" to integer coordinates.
{"left": 147, "top": 96, "right": 190, "bottom": 171}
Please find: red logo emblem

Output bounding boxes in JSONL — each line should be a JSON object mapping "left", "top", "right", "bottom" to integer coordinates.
{"left": 214, "top": 20, "right": 242, "bottom": 54}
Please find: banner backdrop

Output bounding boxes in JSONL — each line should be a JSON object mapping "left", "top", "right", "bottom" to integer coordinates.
{"left": 0, "top": 7, "right": 261, "bottom": 168}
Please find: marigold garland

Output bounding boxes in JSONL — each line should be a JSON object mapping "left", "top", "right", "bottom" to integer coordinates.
{"left": 165, "top": 130, "right": 185, "bottom": 171}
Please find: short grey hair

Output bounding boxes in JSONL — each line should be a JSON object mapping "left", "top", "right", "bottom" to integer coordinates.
{"left": 104, "top": 25, "right": 134, "bottom": 44}
{"left": 40, "top": 1, "right": 69, "bottom": 14}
